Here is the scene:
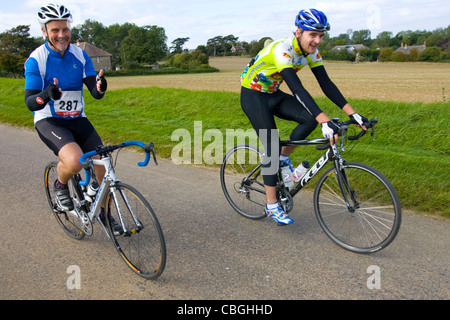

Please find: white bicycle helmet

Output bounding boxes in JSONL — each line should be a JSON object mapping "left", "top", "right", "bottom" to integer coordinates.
{"left": 38, "top": 3, "right": 72, "bottom": 28}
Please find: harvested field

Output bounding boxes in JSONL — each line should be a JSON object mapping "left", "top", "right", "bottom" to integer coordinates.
{"left": 108, "top": 57, "right": 450, "bottom": 103}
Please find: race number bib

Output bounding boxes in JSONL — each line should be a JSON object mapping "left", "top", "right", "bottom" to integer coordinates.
{"left": 54, "top": 90, "right": 84, "bottom": 118}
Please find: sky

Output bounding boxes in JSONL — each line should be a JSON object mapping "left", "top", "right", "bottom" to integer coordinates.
{"left": 1, "top": 0, "right": 449, "bottom": 49}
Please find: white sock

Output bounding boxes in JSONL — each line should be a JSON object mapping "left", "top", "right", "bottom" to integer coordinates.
{"left": 266, "top": 202, "right": 278, "bottom": 209}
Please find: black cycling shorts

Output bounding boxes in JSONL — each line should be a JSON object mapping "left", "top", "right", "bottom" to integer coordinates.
{"left": 35, "top": 117, "right": 103, "bottom": 156}
{"left": 240, "top": 87, "right": 317, "bottom": 187}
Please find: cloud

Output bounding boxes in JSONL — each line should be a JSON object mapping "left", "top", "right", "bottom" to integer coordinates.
{"left": 3, "top": 0, "right": 449, "bottom": 49}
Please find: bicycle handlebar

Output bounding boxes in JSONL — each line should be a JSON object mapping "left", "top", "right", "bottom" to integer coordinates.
{"left": 79, "top": 141, "right": 157, "bottom": 186}
{"left": 316, "top": 118, "right": 378, "bottom": 150}
{"left": 347, "top": 118, "right": 378, "bottom": 141}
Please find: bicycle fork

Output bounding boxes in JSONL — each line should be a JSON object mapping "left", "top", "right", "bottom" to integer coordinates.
{"left": 334, "top": 159, "right": 360, "bottom": 213}
{"left": 109, "top": 185, "right": 144, "bottom": 237}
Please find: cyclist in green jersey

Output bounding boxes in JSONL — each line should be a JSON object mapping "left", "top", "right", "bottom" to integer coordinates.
{"left": 240, "top": 9, "right": 368, "bottom": 225}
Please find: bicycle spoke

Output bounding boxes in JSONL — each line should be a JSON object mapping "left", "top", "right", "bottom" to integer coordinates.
{"left": 107, "top": 183, "right": 166, "bottom": 280}
{"left": 314, "top": 162, "right": 401, "bottom": 253}
{"left": 44, "top": 162, "right": 85, "bottom": 240}
{"left": 220, "top": 145, "right": 267, "bottom": 220}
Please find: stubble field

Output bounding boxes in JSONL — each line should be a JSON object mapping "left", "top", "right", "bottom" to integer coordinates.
{"left": 108, "top": 56, "right": 450, "bottom": 103}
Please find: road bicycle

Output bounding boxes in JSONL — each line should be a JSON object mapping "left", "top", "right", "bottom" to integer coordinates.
{"left": 220, "top": 119, "right": 401, "bottom": 254}
{"left": 44, "top": 141, "right": 166, "bottom": 279}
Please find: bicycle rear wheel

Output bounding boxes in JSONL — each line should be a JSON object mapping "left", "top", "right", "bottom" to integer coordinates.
{"left": 105, "top": 182, "right": 166, "bottom": 280}
{"left": 220, "top": 144, "right": 267, "bottom": 220}
{"left": 44, "top": 162, "right": 85, "bottom": 240}
{"left": 314, "top": 162, "right": 401, "bottom": 254}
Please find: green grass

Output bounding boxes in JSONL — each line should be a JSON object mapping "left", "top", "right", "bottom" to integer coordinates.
{"left": 1, "top": 77, "right": 449, "bottom": 217}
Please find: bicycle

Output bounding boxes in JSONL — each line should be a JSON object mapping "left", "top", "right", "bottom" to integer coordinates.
{"left": 220, "top": 118, "right": 401, "bottom": 254}
{"left": 44, "top": 141, "right": 166, "bottom": 279}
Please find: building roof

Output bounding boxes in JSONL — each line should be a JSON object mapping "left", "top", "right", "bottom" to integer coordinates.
{"left": 75, "top": 41, "right": 112, "bottom": 57}
{"left": 395, "top": 44, "right": 426, "bottom": 54}
{"left": 331, "top": 44, "right": 369, "bottom": 52}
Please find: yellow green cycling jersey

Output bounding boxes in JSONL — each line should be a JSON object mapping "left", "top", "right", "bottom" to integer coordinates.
{"left": 240, "top": 36, "right": 323, "bottom": 93}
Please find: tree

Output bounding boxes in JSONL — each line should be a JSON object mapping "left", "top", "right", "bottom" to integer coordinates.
{"left": 206, "top": 35, "right": 239, "bottom": 56}
{"left": 206, "top": 36, "right": 223, "bottom": 56}
{"left": 170, "top": 37, "right": 190, "bottom": 53}
{"left": 104, "top": 22, "right": 134, "bottom": 67}
{"left": 378, "top": 47, "right": 393, "bottom": 62}
{"left": 351, "top": 29, "right": 372, "bottom": 46}
{"left": 0, "top": 25, "right": 42, "bottom": 75}
{"left": 419, "top": 46, "right": 442, "bottom": 62}
{"left": 121, "top": 25, "right": 168, "bottom": 64}
{"left": 248, "top": 37, "right": 273, "bottom": 57}
{"left": 71, "top": 19, "right": 108, "bottom": 48}
{"left": 373, "top": 31, "right": 393, "bottom": 48}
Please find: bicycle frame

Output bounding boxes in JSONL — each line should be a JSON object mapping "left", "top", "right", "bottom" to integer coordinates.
{"left": 66, "top": 156, "right": 116, "bottom": 237}
{"left": 74, "top": 141, "right": 155, "bottom": 237}
{"left": 87, "top": 157, "right": 116, "bottom": 230}
{"left": 238, "top": 139, "right": 337, "bottom": 196}
{"left": 289, "top": 143, "right": 338, "bottom": 197}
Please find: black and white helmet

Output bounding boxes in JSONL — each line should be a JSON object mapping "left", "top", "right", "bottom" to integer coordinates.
{"left": 38, "top": 3, "right": 72, "bottom": 28}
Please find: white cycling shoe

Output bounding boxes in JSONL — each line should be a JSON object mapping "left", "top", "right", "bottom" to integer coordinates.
{"left": 265, "top": 204, "right": 294, "bottom": 226}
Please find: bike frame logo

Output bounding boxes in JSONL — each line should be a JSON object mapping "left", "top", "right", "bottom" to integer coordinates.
{"left": 171, "top": 121, "right": 280, "bottom": 175}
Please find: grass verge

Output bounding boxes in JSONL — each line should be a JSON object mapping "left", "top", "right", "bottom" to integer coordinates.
{"left": 1, "top": 77, "right": 448, "bottom": 217}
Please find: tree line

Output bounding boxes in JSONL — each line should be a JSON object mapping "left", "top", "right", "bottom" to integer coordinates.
{"left": 318, "top": 27, "right": 450, "bottom": 62}
{"left": 1, "top": 20, "right": 449, "bottom": 77}
{"left": 233, "top": 27, "right": 450, "bottom": 62}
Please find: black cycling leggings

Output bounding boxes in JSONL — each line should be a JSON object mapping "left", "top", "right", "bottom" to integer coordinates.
{"left": 240, "top": 87, "right": 317, "bottom": 187}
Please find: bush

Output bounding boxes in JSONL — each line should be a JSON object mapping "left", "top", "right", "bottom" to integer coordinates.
{"left": 419, "top": 46, "right": 442, "bottom": 62}
{"left": 322, "top": 49, "right": 356, "bottom": 61}
{"left": 391, "top": 51, "right": 409, "bottom": 62}
{"left": 378, "top": 47, "right": 394, "bottom": 62}
{"left": 165, "top": 50, "right": 215, "bottom": 72}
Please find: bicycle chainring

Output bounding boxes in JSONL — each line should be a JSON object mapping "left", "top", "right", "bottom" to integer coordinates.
{"left": 278, "top": 187, "right": 294, "bottom": 214}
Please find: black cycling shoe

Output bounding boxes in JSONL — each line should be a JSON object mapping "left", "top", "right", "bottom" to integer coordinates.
{"left": 100, "top": 212, "right": 124, "bottom": 236}
{"left": 54, "top": 180, "right": 74, "bottom": 211}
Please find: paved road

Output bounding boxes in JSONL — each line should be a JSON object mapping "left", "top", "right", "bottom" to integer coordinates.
{"left": 0, "top": 123, "right": 448, "bottom": 301}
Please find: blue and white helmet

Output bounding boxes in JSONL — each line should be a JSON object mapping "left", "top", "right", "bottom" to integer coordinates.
{"left": 295, "top": 9, "right": 330, "bottom": 32}
{"left": 38, "top": 3, "right": 73, "bottom": 28}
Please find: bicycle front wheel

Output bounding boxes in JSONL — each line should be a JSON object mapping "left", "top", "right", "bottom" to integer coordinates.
{"left": 314, "top": 162, "right": 401, "bottom": 254}
{"left": 220, "top": 144, "right": 267, "bottom": 220}
{"left": 44, "top": 161, "right": 85, "bottom": 240}
{"left": 105, "top": 182, "right": 166, "bottom": 280}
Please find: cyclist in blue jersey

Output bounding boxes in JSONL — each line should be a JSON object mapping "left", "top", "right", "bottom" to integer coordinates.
{"left": 24, "top": 4, "right": 121, "bottom": 232}
{"left": 240, "top": 9, "right": 368, "bottom": 225}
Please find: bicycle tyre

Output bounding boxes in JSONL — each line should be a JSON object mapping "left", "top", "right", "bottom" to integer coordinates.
{"left": 314, "top": 162, "right": 401, "bottom": 253}
{"left": 105, "top": 182, "right": 166, "bottom": 280}
{"left": 44, "top": 161, "right": 85, "bottom": 240}
{"left": 220, "top": 144, "right": 267, "bottom": 220}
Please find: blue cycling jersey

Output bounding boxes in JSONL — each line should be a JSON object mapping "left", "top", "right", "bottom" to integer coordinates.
{"left": 24, "top": 42, "right": 97, "bottom": 123}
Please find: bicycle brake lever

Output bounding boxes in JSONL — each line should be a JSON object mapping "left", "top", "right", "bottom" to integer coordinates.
{"left": 340, "top": 135, "right": 346, "bottom": 151}
{"left": 369, "top": 118, "right": 378, "bottom": 141}
{"left": 143, "top": 142, "right": 158, "bottom": 165}
{"left": 151, "top": 147, "right": 158, "bottom": 165}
